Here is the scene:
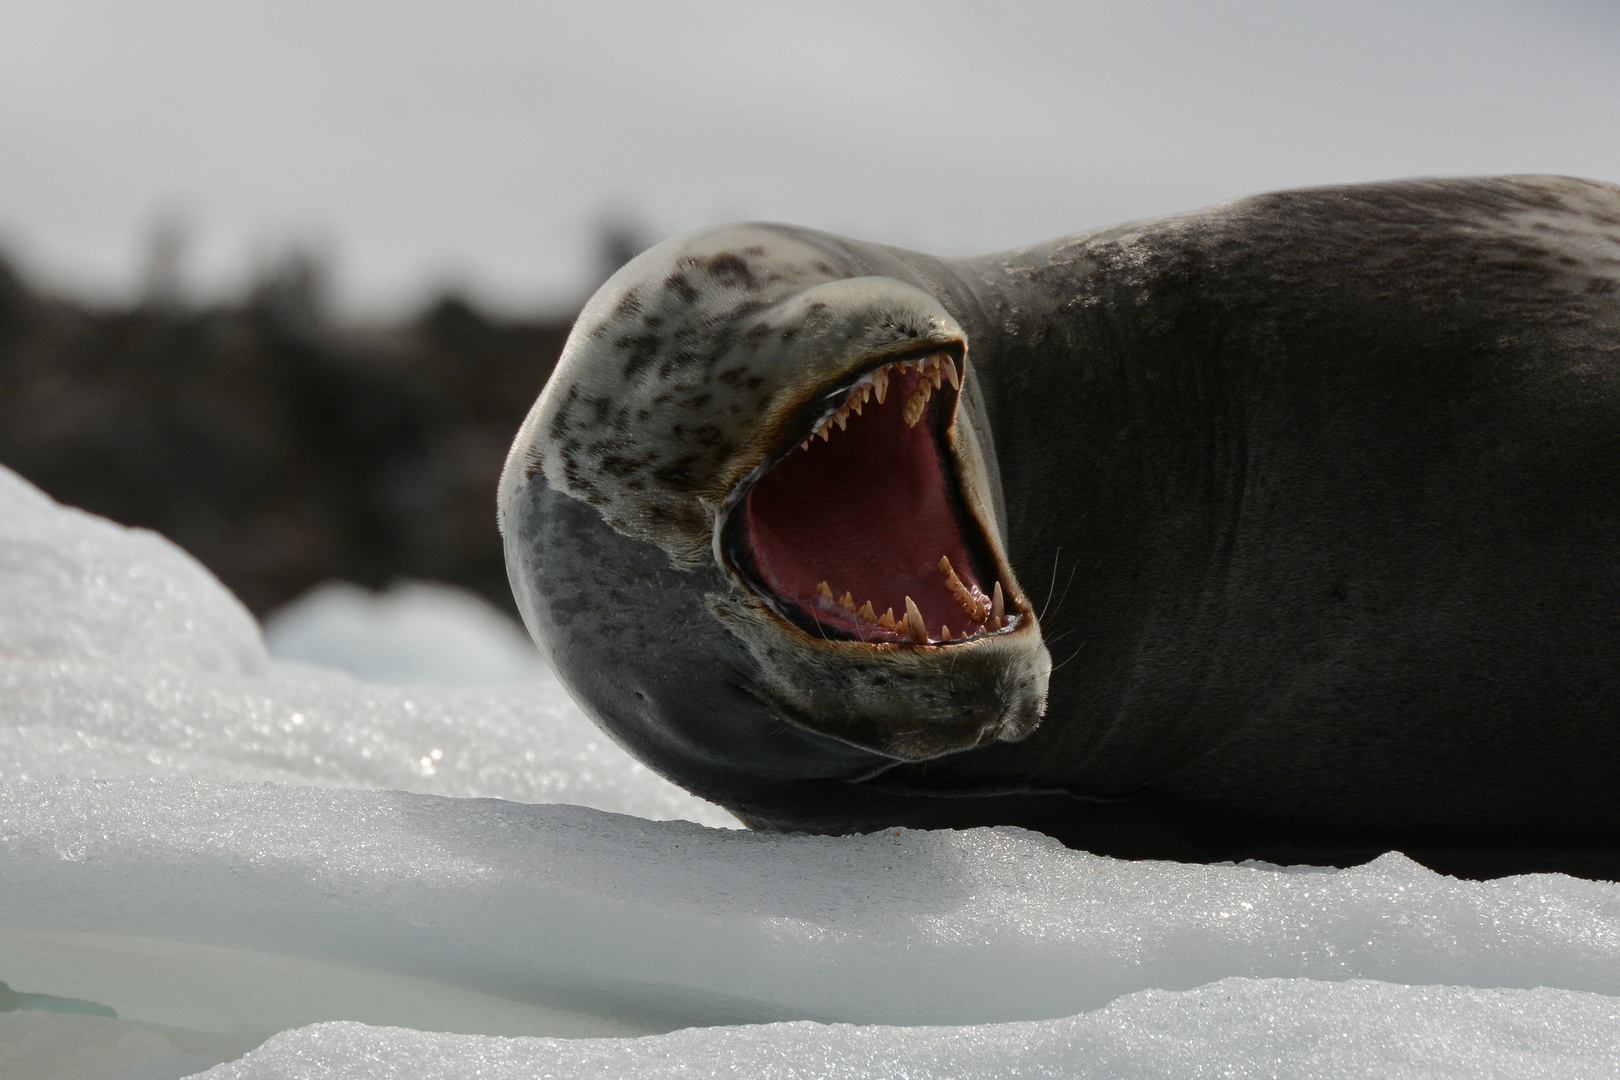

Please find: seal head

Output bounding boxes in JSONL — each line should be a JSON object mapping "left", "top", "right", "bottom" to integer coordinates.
{"left": 500, "top": 224, "right": 1051, "bottom": 818}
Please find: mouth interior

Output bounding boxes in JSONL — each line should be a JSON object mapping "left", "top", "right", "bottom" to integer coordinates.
{"left": 738, "top": 355, "right": 1008, "bottom": 644}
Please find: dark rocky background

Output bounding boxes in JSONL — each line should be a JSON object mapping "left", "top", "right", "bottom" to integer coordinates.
{"left": 0, "top": 248, "right": 609, "bottom": 618}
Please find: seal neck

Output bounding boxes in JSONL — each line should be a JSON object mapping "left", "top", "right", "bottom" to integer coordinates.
{"left": 915, "top": 240, "right": 1253, "bottom": 785}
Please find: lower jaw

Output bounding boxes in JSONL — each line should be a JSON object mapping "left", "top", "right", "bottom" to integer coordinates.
{"left": 798, "top": 561, "right": 1010, "bottom": 644}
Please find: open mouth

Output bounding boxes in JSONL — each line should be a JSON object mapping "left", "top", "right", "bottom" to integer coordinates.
{"left": 723, "top": 352, "right": 1017, "bottom": 646}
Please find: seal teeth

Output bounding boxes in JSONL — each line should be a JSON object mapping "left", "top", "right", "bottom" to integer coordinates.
{"left": 796, "top": 352, "right": 959, "bottom": 452}
{"left": 904, "top": 597, "right": 927, "bottom": 644}
{"left": 903, "top": 379, "right": 933, "bottom": 428}
{"left": 806, "top": 563, "right": 1006, "bottom": 643}
{"left": 937, "top": 556, "right": 989, "bottom": 624}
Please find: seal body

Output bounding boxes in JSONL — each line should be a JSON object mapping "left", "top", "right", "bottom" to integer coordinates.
{"left": 503, "top": 176, "right": 1620, "bottom": 877}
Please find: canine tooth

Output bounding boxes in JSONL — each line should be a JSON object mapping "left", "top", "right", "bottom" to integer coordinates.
{"left": 840, "top": 591, "right": 856, "bottom": 612}
{"left": 942, "top": 360, "right": 960, "bottom": 390}
{"left": 992, "top": 582, "right": 1004, "bottom": 622}
{"left": 904, "top": 597, "right": 927, "bottom": 643}
{"left": 878, "top": 608, "right": 896, "bottom": 630}
{"left": 873, "top": 368, "right": 889, "bottom": 403}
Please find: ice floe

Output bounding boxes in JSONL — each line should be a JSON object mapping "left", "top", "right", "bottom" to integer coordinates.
{"left": 2, "top": 463, "right": 1619, "bottom": 1079}
{"left": 212, "top": 979, "right": 1620, "bottom": 1080}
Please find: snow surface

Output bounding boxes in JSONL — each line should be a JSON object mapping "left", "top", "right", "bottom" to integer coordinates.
{"left": 212, "top": 980, "right": 1620, "bottom": 1080}
{"left": 2, "top": 463, "right": 1620, "bottom": 1079}
{"left": 0, "top": 468, "right": 732, "bottom": 825}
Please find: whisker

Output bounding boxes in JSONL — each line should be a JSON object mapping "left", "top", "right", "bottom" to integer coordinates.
{"left": 1048, "top": 643, "right": 1086, "bottom": 674}
{"left": 1047, "top": 564, "right": 1079, "bottom": 622}
{"left": 1039, "top": 547, "right": 1062, "bottom": 622}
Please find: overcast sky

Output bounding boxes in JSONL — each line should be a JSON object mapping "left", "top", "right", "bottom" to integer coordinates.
{"left": 2, "top": 0, "right": 1617, "bottom": 314}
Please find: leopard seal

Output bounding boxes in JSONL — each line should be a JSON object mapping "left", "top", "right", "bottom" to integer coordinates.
{"left": 501, "top": 175, "right": 1620, "bottom": 877}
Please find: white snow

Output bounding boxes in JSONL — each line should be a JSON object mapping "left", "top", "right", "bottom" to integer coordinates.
{"left": 0, "top": 468, "right": 732, "bottom": 824}
{"left": 2, "top": 462, "right": 1619, "bottom": 1079}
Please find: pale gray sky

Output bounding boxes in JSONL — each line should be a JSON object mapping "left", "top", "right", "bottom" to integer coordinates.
{"left": 2, "top": 0, "right": 1617, "bottom": 313}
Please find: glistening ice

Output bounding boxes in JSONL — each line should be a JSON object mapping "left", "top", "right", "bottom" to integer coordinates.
{"left": 1, "top": 463, "right": 1618, "bottom": 1079}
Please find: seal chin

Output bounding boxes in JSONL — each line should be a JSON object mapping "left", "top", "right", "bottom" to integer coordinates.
{"left": 712, "top": 347, "right": 1051, "bottom": 761}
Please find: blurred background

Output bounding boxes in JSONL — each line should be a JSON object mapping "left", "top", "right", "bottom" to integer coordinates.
{"left": 2, "top": 0, "right": 1617, "bottom": 654}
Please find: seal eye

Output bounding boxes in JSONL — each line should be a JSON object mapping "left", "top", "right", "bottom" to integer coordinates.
{"left": 732, "top": 353, "right": 1009, "bottom": 644}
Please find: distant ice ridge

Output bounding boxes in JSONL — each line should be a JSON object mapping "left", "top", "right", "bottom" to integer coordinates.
{"left": 262, "top": 578, "right": 554, "bottom": 685}
{"left": 0, "top": 465, "right": 732, "bottom": 825}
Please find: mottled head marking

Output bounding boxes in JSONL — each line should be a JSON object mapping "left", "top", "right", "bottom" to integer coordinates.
{"left": 504, "top": 224, "right": 968, "bottom": 566}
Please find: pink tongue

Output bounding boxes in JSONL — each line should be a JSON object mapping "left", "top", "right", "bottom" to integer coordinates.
{"left": 743, "top": 368, "right": 984, "bottom": 638}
